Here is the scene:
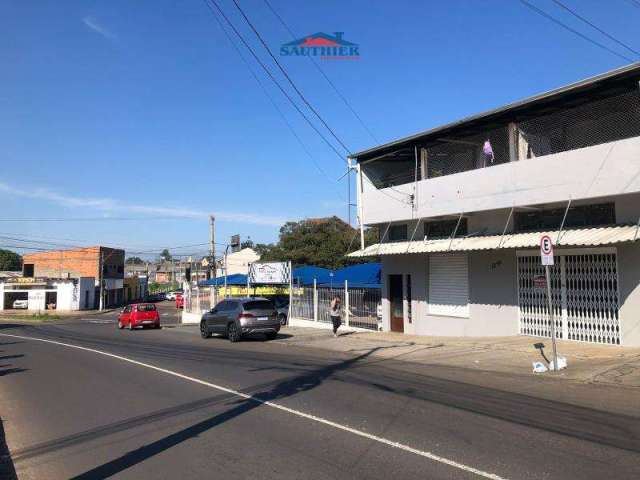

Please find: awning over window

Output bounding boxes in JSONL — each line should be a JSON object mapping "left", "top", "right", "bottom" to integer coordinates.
{"left": 348, "top": 225, "right": 640, "bottom": 257}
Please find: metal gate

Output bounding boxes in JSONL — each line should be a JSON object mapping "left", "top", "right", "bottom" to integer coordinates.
{"left": 517, "top": 249, "right": 620, "bottom": 345}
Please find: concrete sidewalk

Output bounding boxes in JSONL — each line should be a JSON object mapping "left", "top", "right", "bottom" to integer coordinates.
{"left": 275, "top": 326, "right": 640, "bottom": 388}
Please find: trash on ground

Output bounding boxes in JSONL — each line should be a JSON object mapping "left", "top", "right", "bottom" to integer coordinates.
{"left": 532, "top": 362, "right": 548, "bottom": 373}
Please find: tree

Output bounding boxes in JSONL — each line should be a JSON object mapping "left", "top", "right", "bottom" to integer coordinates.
{"left": 159, "top": 249, "right": 172, "bottom": 261}
{"left": 240, "top": 239, "right": 254, "bottom": 249}
{"left": 257, "top": 216, "right": 377, "bottom": 269}
{"left": 0, "top": 248, "right": 22, "bottom": 271}
{"left": 125, "top": 256, "right": 144, "bottom": 265}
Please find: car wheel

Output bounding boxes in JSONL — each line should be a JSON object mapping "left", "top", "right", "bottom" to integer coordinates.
{"left": 200, "top": 321, "right": 211, "bottom": 339}
{"left": 265, "top": 332, "right": 278, "bottom": 341}
{"left": 118, "top": 320, "right": 124, "bottom": 329}
{"left": 278, "top": 314, "right": 287, "bottom": 326}
{"left": 227, "top": 322, "right": 241, "bottom": 343}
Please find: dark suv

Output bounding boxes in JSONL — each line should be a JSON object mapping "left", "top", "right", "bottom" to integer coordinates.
{"left": 200, "top": 297, "right": 280, "bottom": 342}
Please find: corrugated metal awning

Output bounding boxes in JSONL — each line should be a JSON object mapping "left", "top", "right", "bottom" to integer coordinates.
{"left": 348, "top": 225, "right": 640, "bottom": 257}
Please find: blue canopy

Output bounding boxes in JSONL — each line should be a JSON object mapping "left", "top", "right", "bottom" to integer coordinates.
{"left": 198, "top": 273, "right": 247, "bottom": 287}
{"left": 319, "top": 263, "right": 381, "bottom": 288}
{"left": 291, "top": 266, "right": 332, "bottom": 286}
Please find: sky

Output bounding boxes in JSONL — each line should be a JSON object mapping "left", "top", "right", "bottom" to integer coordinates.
{"left": 1, "top": 0, "right": 638, "bottom": 260}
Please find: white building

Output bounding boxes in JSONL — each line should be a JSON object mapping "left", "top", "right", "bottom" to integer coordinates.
{"left": 0, "top": 277, "right": 95, "bottom": 311}
{"left": 216, "top": 248, "right": 260, "bottom": 277}
{"left": 349, "top": 64, "right": 640, "bottom": 346}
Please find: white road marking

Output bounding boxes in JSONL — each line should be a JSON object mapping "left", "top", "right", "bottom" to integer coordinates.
{"left": 0, "top": 332, "right": 507, "bottom": 480}
{"left": 88, "top": 320, "right": 115, "bottom": 324}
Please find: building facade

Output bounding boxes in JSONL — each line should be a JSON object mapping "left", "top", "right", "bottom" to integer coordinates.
{"left": 22, "top": 246, "right": 125, "bottom": 308}
{"left": 0, "top": 277, "right": 95, "bottom": 311}
{"left": 350, "top": 64, "right": 640, "bottom": 346}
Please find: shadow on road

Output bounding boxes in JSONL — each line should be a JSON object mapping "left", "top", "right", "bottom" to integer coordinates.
{"left": 70, "top": 346, "right": 389, "bottom": 480}
{"left": 0, "top": 418, "right": 18, "bottom": 480}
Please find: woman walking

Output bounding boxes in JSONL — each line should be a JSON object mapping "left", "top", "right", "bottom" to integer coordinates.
{"left": 329, "top": 296, "right": 343, "bottom": 337}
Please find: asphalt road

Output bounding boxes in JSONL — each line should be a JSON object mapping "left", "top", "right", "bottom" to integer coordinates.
{"left": 0, "top": 318, "right": 639, "bottom": 480}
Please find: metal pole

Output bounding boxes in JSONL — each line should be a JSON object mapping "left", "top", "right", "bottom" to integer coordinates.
{"left": 313, "top": 278, "right": 318, "bottom": 322}
{"left": 224, "top": 245, "right": 229, "bottom": 298}
{"left": 344, "top": 279, "right": 349, "bottom": 327}
{"left": 556, "top": 198, "right": 572, "bottom": 244}
{"left": 246, "top": 263, "right": 251, "bottom": 298}
{"left": 545, "top": 265, "right": 559, "bottom": 371}
{"left": 356, "top": 163, "right": 366, "bottom": 250}
{"left": 99, "top": 250, "right": 105, "bottom": 311}
{"left": 209, "top": 215, "right": 216, "bottom": 281}
{"left": 288, "top": 261, "right": 293, "bottom": 323}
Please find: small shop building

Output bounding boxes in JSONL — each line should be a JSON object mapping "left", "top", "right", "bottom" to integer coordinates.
{"left": 0, "top": 277, "right": 95, "bottom": 311}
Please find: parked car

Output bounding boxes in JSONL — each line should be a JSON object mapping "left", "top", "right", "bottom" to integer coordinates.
{"left": 200, "top": 297, "right": 279, "bottom": 342}
{"left": 118, "top": 303, "right": 160, "bottom": 330}
{"left": 175, "top": 293, "right": 184, "bottom": 309}
{"left": 165, "top": 291, "right": 178, "bottom": 301}
{"left": 13, "top": 299, "right": 28, "bottom": 309}
{"left": 273, "top": 297, "right": 289, "bottom": 325}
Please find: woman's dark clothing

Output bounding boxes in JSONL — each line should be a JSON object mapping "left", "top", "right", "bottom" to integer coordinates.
{"left": 331, "top": 315, "right": 341, "bottom": 334}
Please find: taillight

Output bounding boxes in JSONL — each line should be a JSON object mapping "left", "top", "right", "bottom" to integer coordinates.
{"left": 238, "top": 312, "right": 255, "bottom": 320}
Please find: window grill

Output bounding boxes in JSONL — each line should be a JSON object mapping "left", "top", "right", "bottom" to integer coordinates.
{"left": 426, "top": 126, "right": 511, "bottom": 178}
{"left": 517, "top": 90, "right": 640, "bottom": 159}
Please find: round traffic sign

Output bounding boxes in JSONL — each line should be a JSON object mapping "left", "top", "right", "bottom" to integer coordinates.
{"left": 540, "top": 235, "right": 553, "bottom": 255}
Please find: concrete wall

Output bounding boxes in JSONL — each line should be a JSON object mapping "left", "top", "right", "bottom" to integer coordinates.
{"left": 362, "top": 136, "right": 640, "bottom": 225}
{"left": 381, "top": 251, "right": 520, "bottom": 337}
{"left": 618, "top": 244, "right": 640, "bottom": 346}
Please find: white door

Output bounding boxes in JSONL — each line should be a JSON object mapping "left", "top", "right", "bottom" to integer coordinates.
{"left": 518, "top": 250, "right": 620, "bottom": 345}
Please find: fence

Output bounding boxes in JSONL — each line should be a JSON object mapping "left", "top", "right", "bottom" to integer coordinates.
{"left": 290, "top": 281, "right": 381, "bottom": 331}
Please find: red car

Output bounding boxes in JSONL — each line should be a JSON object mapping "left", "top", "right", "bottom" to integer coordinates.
{"left": 118, "top": 303, "right": 160, "bottom": 330}
{"left": 175, "top": 293, "right": 184, "bottom": 309}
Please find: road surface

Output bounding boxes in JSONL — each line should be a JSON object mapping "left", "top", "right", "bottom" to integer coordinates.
{"left": 0, "top": 319, "right": 638, "bottom": 479}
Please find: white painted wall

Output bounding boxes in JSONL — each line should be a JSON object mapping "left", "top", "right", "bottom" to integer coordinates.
{"left": 362, "top": 136, "right": 640, "bottom": 225}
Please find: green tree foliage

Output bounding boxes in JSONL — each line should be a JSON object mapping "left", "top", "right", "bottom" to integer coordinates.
{"left": 257, "top": 216, "right": 378, "bottom": 269}
{"left": 0, "top": 248, "right": 22, "bottom": 271}
{"left": 159, "top": 249, "right": 172, "bottom": 261}
{"left": 125, "top": 256, "right": 144, "bottom": 265}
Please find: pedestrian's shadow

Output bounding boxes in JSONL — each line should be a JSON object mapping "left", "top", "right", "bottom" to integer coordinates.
{"left": 70, "top": 346, "right": 389, "bottom": 480}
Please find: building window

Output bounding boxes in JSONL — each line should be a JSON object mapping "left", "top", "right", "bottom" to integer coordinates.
{"left": 428, "top": 254, "right": 469, "bottom": 318}
{"left": 388, "top": 224, "right": 408, "bottom": 242}
{"left": 23, "top": 264, "right": 34, "bottom": 277}
{"left": 424, "top": 218, "right": 468, "bottom": 239}
{"left": 514, "top": 203, "right": 615, "bottom": 233}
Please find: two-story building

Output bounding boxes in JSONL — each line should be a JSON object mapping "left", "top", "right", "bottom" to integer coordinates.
{"left": 349, "top": 64, "right": 640, "bottom": 346}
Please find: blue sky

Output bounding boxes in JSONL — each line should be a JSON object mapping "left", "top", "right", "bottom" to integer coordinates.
{"left": 1, "top": 0, "right": 638, "bottom": 259}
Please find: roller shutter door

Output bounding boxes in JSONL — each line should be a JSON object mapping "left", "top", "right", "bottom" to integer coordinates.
{"left": 428, "top": 254, "right": 469, "bottom": 317}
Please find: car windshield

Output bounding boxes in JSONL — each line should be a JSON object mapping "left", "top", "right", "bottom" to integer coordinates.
{"left": 243, "top": 300, "right": 274, "bottom": 311}
{"left": 138, "top": 304, "right": 156, "bottom": 312}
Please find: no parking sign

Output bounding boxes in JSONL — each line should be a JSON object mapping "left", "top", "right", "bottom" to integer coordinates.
{"left": 540, "top": 235, "right": 554, "bottom": 266}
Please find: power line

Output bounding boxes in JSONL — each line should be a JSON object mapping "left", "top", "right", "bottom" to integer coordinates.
{"left": 203, "top": 2, "right": 346, "bottom": 199}
{"left": 550, "top": 0, "right": 640, "bottom": 57}
{"left": 262, "top": 0, "right": 379, "bottom": 144}
{"left": 202, "top": 0, "right": 347, "bottom": 164}
{"left": 519, "top": 0, "right": 634, "bottom": 63}
{"left": 229, "top": 0, "right": 352, "bottom": 155}
{"left": 0, "top": 216, "right": 203, "bottom": 222}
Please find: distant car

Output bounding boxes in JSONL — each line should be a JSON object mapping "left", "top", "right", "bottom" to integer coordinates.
{"left": 200, "top": 297, "right": 279, "bottom": 342}
{"left": 13, "top": 299, "right": 28, "bottom": 309}
{"left": 273, "top": 297, "right": 289, "bottom": 325}
{"left": 165, "top": 291, "right": 177, "bottom": 301}
{"left": 175, "top": 293, "right": 184, "bottom": 309}
{"left": 118, "top": 303, "right": 160, "bottom": 330}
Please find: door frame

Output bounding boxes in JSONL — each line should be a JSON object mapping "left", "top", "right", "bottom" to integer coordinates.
{"left": 388, "top": 274, "right": 404, "bottom": 333}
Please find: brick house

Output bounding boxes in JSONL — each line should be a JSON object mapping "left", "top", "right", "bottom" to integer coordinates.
{"left": 23, "top": 246, "right": 125, "bottom": 308}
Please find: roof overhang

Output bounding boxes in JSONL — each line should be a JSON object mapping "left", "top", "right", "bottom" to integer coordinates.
{"left": 348, "top": 225, "right": 639, "bottom": 257}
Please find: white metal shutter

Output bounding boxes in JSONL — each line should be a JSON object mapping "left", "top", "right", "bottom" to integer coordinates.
{"left": 428, "top": 254, "right": 469, "bottom": 317}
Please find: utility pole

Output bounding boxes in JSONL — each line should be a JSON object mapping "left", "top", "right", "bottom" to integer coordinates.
{"left": 99, "top": 249, "right": 105, "bottom": 311}
{"left": 209, "top": 215, "right": 216, "bottom": 281}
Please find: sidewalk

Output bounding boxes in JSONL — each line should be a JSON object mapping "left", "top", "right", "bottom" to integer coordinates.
{"left": 275, "top": 326, "right": 640, "bottom": 388}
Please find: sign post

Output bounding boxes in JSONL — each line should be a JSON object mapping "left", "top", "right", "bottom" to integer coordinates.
{"left": 540, "top": 235, "right": 558, "bottom": 371}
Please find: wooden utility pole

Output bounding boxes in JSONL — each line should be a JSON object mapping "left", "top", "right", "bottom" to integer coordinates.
{"left": 209, "top": 215, "right": 216, "bottom": 280}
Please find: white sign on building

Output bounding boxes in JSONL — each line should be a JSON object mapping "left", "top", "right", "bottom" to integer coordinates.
{"left": 248, "top": 262, "right": 290, "bottom": 284}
